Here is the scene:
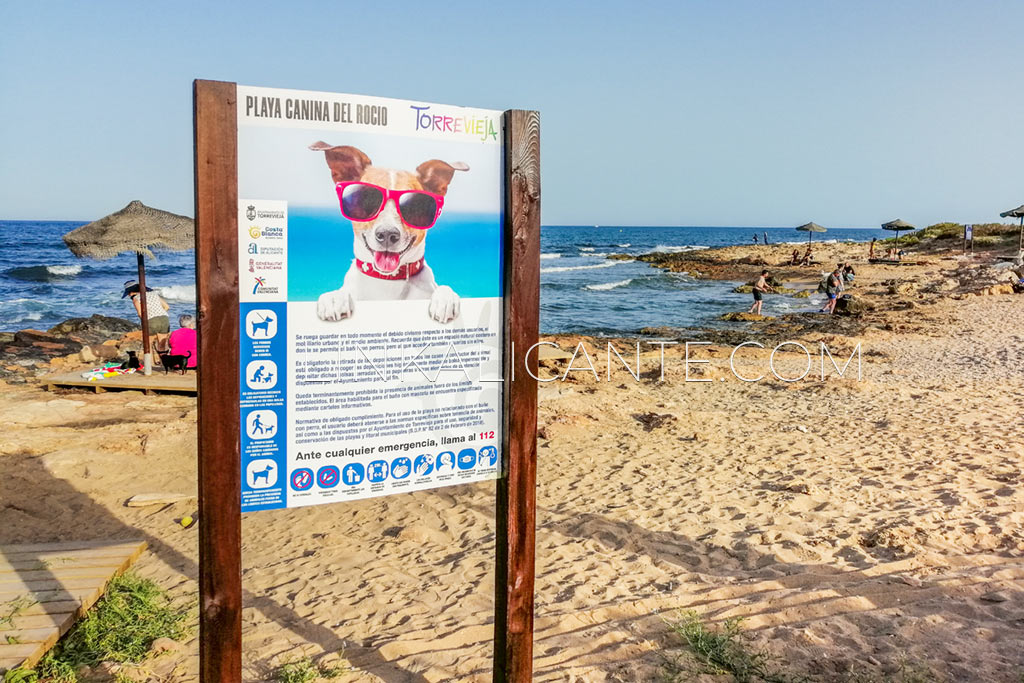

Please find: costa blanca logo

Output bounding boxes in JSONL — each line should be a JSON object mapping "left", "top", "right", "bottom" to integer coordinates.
{"left": 249, "top": 226, "right": 261, "bottom": 239}
{"left": 253, "top": 277, "right": 266, "bottom": 294}
{"left": 246, "top": 205, "right": 256, "bottom": 221}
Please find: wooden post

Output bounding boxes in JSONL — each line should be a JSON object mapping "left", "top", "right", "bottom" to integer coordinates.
{"left": 494, "top": 109, "right": 540, "bottom": 683}
{"left": 194, "top": 79, "right": 242, "bottom": 683}
{"left": 136, "top": 253, "right": 151, "bottom": 355}
{"left": 136, "top": 253, "right": 153, "bottom": 375}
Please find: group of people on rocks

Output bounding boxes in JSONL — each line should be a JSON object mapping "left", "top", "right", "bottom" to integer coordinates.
{"left": 746, "top": 261, "right": 856, "bottom": 317}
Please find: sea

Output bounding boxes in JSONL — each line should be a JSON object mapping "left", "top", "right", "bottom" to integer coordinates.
{"left": 0, "top": 221, "right": 889, "bottom": 336}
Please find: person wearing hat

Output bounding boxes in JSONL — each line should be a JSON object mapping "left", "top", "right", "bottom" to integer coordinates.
{"left": 123, "top": 279, "right": 170, "bottom": 350}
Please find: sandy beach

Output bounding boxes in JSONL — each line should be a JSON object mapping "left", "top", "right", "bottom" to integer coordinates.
{"left": 2, "top": 237, "right": 1023, "bottom": 681}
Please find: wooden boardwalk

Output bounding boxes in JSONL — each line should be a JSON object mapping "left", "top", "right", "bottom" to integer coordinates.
{"left": 0, "top": 540, "right": 148, "bottom": 672}
{"left": 42, "top": 370, "right": 196, "bottom": 395}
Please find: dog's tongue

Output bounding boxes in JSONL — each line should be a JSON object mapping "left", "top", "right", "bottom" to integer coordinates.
{"left": 373, "top": 250, "right": 401, "bottom": 274}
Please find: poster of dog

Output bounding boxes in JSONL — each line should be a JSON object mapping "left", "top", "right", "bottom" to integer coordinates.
{"left": 236, "top": 85, "right": 504, "bottom": 511}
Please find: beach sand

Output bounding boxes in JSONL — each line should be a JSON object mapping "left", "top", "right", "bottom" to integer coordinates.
{"left": 1, "top": 241, "right": 1022, "bottom": 681}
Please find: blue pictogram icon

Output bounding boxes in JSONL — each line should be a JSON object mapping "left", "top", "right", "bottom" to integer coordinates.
{"left": 457, "top": 447, "right": 477, "bottom": 470}
{"left": 391, "top": 457, "right": 411, "bottom": 479}
{"left": 367, "top": 459, "right": 389, "bottom": 483}
{"left": 317, "top": 465, "right": 340, "bottom": 489}
{"left": 413, "top": 454, "right": 434, "bottom": 477}
{"left": 290, "top": 468, "right": 314, "bottom": 491}
{"left": 435, "top": 451, "right": 456, "bottom": 472}
{"left": 342, "top": 463, "right": 365, "bottom": 486}
{"left": 478, "top": 445, "right": 498, "bottom": 467}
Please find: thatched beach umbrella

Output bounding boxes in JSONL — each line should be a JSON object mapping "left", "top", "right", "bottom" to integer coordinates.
{"left": 881, "top": 219, "right": 914, "bottom": 249}
{"left": 795, "top": 221, "right": 827, "bottom": 244}
{"left": 999, "top": 204, "right": 1024, "bottom": 253}
{"left": 63, "top": 200, "right": 194, "bottom": 374}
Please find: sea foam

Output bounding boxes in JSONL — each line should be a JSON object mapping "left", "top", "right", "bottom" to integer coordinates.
{"left": 584, "top": 278, "right": 633, "bottom": 291}
{"left": 541, "top": 261, "right": 630, "bottom": 274}
{"left": 157, "top": 284, "right": 196, "bottom": 302}
{"left": 651, "top": 245, "right": 708, "bottom": 254}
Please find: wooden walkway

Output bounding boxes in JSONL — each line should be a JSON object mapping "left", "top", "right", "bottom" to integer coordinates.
{"left": 0, "top": 540, "right": 148, "bottom": 672}
{"left": 42, "top": 370, "right": 196, "bottom": 395}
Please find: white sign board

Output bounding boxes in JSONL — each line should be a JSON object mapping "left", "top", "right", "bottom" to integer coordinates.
{"left": 236, "top": 85, "right": 504, "bottom": 511}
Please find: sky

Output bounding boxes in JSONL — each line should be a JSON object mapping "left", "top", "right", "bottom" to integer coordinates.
{"left": 1, "top": 1, "right": 1022, "bottom": 227}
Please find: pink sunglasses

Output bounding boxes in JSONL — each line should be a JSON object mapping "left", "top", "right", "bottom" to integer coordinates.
{"left": 335, "top": 181, "right": 445, "bottom": 229}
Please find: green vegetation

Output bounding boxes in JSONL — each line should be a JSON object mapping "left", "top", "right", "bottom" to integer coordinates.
{"left": 0, "top": 596, "right": 36, "bottom": 629}
{"left": 3, "top": 669, "right": 40, "bottom": 683}
{"left": 881, "top": 221, "right": 1018, "bottom": 247}
{"left": 663, "top": 611, "right": 802, "bottom": 683}
{"left": 972, "top": 235, "right": 1010, "bottom": 246}
{"left": 274, "top": 656, "right": 347, "bottom": 683}
{"left": 663, "top": 611, "right": 938, "bottom": 683}
{"left": 6, "top": 572, "right": 192, "bottom": 683}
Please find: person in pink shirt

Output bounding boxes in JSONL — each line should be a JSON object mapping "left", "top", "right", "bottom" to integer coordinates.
{"left": 168, "top": 314, "right": 198, "bottom": 369}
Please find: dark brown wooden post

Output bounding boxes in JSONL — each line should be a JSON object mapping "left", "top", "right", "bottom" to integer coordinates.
{"left": 136, "top": 253, "right": 151, "bottom": 356}
{"left": 494, "top": 109, "right": 540, "bottom": 683}
{"left": 194, "top": 79, "right": 242, "bottom": 683}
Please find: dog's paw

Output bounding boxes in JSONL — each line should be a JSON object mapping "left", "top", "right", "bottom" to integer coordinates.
{"left": 428, "top": 286, "right": 460, "bottom": 323}
{"left": 317, "top": 289, "right": 355, "bottom": 321}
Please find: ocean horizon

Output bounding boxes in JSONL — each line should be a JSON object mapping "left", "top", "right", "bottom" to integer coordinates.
{"left": 0, "top": 220, "right": 889, "bottom": 335}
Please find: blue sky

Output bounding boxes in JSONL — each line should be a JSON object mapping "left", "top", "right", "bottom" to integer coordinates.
{"left": 1, "top": 1, "right": 1021, "bottom": 227}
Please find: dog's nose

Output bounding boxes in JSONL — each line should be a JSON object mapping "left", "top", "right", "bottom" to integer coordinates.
{"left": 372, "top": 224, "right": 402, "bottom": 248}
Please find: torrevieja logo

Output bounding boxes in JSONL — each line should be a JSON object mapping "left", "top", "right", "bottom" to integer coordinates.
{"left": 410, "top": 106, "right": 498, "bottom": 141}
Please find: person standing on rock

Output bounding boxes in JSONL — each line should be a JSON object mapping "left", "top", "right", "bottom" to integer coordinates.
{"left": 819, "top": 268, "right": 842, "bottom": 315}
{"left": 122, "top": 279, "right": 170, "bottom": 350}
{"left": 748, "top": 269, "right": 774, "bottom": 316}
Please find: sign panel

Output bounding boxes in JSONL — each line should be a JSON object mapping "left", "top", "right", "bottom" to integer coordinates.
{"left": 236, "top": 85, "right": 504, "bottom": 511}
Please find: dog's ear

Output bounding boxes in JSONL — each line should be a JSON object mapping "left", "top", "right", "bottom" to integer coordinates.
{"left": 416, "top": 160, "right": 469, "bottom": 196}
{"left": 309, "top": 142, "right": 372, "bottom": 183}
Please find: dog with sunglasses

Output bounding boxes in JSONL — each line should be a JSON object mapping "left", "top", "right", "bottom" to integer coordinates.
{"left": 309, "top": 141, "right": 468, "bottom": 323}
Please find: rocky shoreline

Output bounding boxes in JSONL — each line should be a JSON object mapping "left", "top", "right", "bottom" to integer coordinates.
{"left": 603, "top": 235, "right": 1023, "bottom": 345}
{"left": 0, "top": 314, "right": 143, "bottom": 383}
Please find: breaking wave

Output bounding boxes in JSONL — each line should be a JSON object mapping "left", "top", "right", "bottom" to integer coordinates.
{"left": 541, "top": 261, "right": 630, "bottom": 274}
{"left": 5, "top": 264, "right": 83, "bottom": 281}
{"left": 584, "top": 278, "right": 633, "bottom": 291}
{"left": 650, "top": 245, "right": 708, "bottom": 254}
{"left": 156, "top": 284, "right": 196, "bottom": 302}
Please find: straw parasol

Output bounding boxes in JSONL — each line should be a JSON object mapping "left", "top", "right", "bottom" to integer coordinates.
{"left": 881, "top": 219, "right": 914, "bottom": 249}
{"left": 795, "top": 221, "right": 827, "bottom": 244}
{"left": 999, "top": 204, "right": 1024, "bottom": 253}
{"left": 63, "top": 200, "right": 194, "bottom": 373}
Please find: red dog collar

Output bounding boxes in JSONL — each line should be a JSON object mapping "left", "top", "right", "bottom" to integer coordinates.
{"left": 355, "top": 257, "right": 425, "bottom": 280}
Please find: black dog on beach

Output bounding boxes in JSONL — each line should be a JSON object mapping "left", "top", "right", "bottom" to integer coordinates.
{"left": 120, "top": 351, "right": 141, "bottom": 370}
{"left": 159, "top": 350, "right": 192, "bottom": 375}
